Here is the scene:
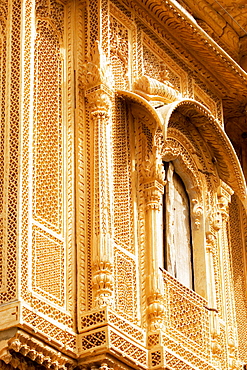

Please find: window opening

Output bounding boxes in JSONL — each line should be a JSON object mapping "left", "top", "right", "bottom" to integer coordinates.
{"left": 163, "top": 162, "right": 194, "bottom": 290}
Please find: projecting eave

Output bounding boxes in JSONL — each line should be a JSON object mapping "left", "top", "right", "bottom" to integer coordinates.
{"left": 124, "top": 0, "right": 247, "bottom": 112}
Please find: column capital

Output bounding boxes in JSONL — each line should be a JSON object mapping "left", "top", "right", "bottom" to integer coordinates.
{"left": 217, "top": 181, "right": 234, "bottom": 221}
{"left": 141, "top": 145, "right": 166, "bottom": 210}
{"left": 87, "top": 89, "right": 112, "bottom": 118}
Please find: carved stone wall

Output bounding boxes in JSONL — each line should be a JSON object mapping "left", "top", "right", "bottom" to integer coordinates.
{"left": 19, "top": 0, "right": 75, "bottom": 347}
{"left": 0, "top": 0, "right": 20, "bottom": 305}
{"left": 229, "top": 196, "right": 247, "bottom": 363}
{"left": 1, "top": 0, "right": 247, "bottom": 370}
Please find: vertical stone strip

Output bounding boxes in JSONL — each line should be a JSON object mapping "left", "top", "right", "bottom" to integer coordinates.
{"left": 88, "top": 89, "right": 114, "bottom": 308}
{"left": 0, "top": 0, "right": 21, "bottom": 303}
{"left": 217, "top": 182, "right": 240, "bottom": 369}
{"left": 141, "top": 143, "right": 166, "bottom": 330}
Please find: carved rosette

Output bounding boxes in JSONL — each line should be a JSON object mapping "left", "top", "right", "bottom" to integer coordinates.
{"left": 88, "top": 89, "right": 114, "bottom": 308}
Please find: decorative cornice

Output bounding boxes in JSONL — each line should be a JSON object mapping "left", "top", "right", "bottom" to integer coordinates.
{"left": 0, "top": 330, "right": 76, "bottom": 370}
{"left": 121, "top": 0, "right": 247, "bottom": 113}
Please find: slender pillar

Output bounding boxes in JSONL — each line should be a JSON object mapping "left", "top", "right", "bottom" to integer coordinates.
{"left": 141, "top": 144, "right": 166, "bottom": 330}
{"left": 216, "top": 182, "right": 240, "bottom": 369}
{"left": 88, "top": 88, "right": 113, "bottom": 308}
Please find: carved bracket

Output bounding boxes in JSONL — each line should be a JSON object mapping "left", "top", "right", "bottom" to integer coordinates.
{"left": 192, "top": 198, "right": 203, "bottom": 229}
{"left": 80, "top": 41, "right": 115, "bottom": 91}
{"left": 0, "top": 330, "right": 75, "bottom": 370}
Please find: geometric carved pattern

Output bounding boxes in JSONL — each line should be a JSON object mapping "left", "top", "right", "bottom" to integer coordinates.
{"left": 148, "top": 334, "right": 160, "bottom": 347}
{"left": 32, "top": 226, "right": 64, "bottom": 304}
{"left": 80, "top": 309, "right": 144, "bottom": 342}
{"left": 19, "top": 0, "right": 75, "bottom": 336}
{"left": 80, "top": 327, "right": 147, "bottom": 366}
{"left": 229, "top": 197, "right": 247, "bottom": 363}
{"left": 81, "top": 310, "right": 106, "bottom": 329}
{"left": 0, "top": 5, "right": 7, "bottom": 294}
{"left": 110, "top": 15, "right": 129, "bottom": 89}
{"left": 108, "top": 312, "right": 144, "bottom": 342}
{"left": 143, "top": 45, "right": 181, "bottom": 91}
{"left": 112, "top": 98, "right": 134, "bottom": 252}
{"left": 162, "top": 269, "right": 210, "bottom": 359}
{"left": 81, "top": 329, "right": 107, "bottom": 350}
{"left": 0, "top": 0, "right": 20, "bottom": 304}
{"left": 33, "top": 19, "right": 63, "bottom": 233}
{"left": 163, "top": 335, "right": 215, "bottom": 370}
{"left": 151, "top": 350, "right": 162, "bottom": 367}
{"left": 110, "top": 330, "right": 147, "bottom": 366}
{"left": 22, "top": 307, "right": 76, "bottom": 351}
{"left": 115, "top": 248, "right": 138, "bottom": 321}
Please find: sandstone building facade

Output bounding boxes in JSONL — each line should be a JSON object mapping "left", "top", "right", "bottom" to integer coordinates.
{"left": 0, "top": 0, "right": 247, "bottom": 369}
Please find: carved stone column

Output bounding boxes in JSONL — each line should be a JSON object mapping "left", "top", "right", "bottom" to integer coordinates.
{"left": 216, "top": 182, "right": 240, "bottom": 368}
{"left": 88, "top": 89, "right": 114, "bottom": 308}
{"left": 206, "top": 232, "right": 221, "bottom": 358}
{"left": 141, "top": 145, "right": 166, "bottom": 330}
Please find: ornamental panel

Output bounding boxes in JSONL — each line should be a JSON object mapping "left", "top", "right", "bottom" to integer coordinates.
{"left": 0, "top": 4, "right": 7, "bottom": 294}
{"left": 33, "top": 19, "right": 63, "bottom": 233}
{"left": 114, "top": 248, "right": 138, "bottom": 321}
{"left": 32, "top": 226, "right": 64, "bottom": 304}
{"left": 112, "top": 97, "right": 135, "bottom": 252}
{"left": 0, "top": 0, "right": 20, "bottom": 304}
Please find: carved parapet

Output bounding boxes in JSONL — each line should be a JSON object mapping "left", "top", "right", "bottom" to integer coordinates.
{"left": 78, "top": 326, "right": 148, "bottom": 367}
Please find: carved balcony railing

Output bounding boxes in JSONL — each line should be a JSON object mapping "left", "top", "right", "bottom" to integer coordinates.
{"left": 160, "top": 268, "right": 211, "bottom": 362}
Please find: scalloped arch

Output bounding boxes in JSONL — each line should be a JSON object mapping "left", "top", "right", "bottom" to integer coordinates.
{"left": 157, "top": 99, "right": 247, "bottom": 207}
{"left": 118, "top": 91, "right": 247, "bottom": 208}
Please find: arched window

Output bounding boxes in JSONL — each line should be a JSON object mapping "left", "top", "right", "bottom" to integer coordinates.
{"left": 163, "top": 162, "right": 194, "bottom": 290}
